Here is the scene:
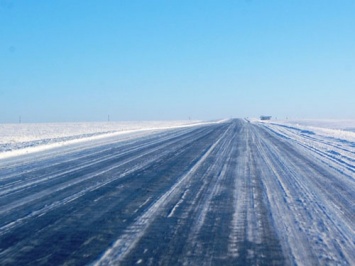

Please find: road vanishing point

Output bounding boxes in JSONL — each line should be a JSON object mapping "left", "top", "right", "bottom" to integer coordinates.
{"left": 0, "top": 119, "right": 354, "bottom": 265}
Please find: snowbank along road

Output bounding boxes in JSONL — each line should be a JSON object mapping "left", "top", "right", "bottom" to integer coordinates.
{"left": 0, "top": 119, "right": 354, "bottom": 265}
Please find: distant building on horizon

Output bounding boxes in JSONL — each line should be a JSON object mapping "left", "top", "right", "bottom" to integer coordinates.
{"left": 260, "top": 115, "right": 272, "bottom": 121}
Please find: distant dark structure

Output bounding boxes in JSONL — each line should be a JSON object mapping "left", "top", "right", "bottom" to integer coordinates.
{"left": 260, "top": 116, "right": 272, "bottom": 121}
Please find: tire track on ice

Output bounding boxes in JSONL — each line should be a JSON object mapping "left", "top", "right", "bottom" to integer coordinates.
{"left": 228, "top": 123, "right": 284, "bottom": 265}
{"left": 179, "top": 123, "right": 237, "bottom": 264}
{"left": 94, "top": 124, "right": 230, "bottom": 265}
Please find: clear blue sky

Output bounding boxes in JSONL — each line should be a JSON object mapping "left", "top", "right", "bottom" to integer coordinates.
{"left": 1, "top": 0, "right": 354, "bottom": 123}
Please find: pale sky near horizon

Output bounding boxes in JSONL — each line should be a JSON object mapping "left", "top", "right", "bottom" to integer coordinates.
{"left": 1, "top": 0, "right": 354, "bottom": 123}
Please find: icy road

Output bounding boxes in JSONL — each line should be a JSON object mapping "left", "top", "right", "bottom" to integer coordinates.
{"left": 0, "top": 119, "right": 354, "bottom": 265}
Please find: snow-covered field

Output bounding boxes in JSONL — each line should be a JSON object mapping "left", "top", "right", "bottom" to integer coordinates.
{"left": 256, "top": 118, "right": 355, "bottom": 142}
{"left": 0, "top": 121, "right": 213, "bottom": 159}
{"left": 272, "top": 119, "right": 355, "bottom": 132}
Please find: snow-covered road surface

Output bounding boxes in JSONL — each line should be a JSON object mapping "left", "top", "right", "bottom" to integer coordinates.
{"left": 0, "top": 119, "right": 354, "bottom": 265}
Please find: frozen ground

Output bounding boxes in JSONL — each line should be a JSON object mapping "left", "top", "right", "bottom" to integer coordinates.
{"left": 0, "top": 121, "right": 215, "bottom": 159}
